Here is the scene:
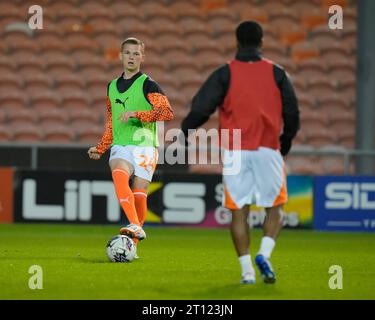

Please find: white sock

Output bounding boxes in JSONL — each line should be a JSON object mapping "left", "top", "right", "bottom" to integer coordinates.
{"left": 258, "top": 236, "right": 275, "bottom": 259}
{"left": 239, "top": 254, "right": 254, "bottom": 276}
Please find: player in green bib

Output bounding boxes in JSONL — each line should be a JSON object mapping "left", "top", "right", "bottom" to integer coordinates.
{"left": 88, "top": 38, "right": 174, "bottom": 253}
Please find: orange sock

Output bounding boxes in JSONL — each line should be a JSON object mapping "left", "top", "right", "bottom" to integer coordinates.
{"left": 132, "top": 189, "right": 148, "bottom": 247}
{"left": 112, "top": 168, "right": 140, "bottom": 226}
{"left": 133, "top": 189, "right": 148, "bottom": 226}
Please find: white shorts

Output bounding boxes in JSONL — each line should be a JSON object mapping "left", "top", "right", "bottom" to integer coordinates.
{"left": 109, "top": 145, "right": 158, "bottom": 182}
{"left": 222, "top": 147, "right": 287, "bottom": 209}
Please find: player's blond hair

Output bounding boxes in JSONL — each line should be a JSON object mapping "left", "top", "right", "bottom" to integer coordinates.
{"left": 121, "top": 37, "right": 145, "bottom": 53}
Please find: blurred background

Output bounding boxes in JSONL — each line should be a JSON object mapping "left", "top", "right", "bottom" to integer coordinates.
{"left": 0, "top": 0, "right": 373, "bottom": 176}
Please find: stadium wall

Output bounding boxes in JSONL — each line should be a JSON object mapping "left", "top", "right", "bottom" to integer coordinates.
{"left": 2, "top": 167, "right": 374, "bottom": 232}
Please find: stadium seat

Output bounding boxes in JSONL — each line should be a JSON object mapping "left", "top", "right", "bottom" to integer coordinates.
{"left": 61, "top": 92, "right": 90, "bottom": 110}
{"left": 0, "top": 91, "right": 27, "bottom": 111}
{"left": 80, "top": 2, "right": 115, "bottom": 20}
{"left": 306, "top": 127, "right": 337, "bottom": 148}
{"left": 179, "top": 17, "right": 213, "bottom": 37}
{"left": 68, "top": 108, "right": 101, "bottom": 125}
{"left": 291, "top": 42, "right": 320, "bottom": 63}
{"left": 75, "top": 124, "right": 104, "bottom": 143}
{"left": 7, "top": 108, "right": 37, "bottom": 126}
{"left": 110, "top": 2, "right": 144, "bottom": 20}
{"left": 140, "top": 2, "right": 175, "bottom": 21}
{"left": 280, "top": 27, "right": 308, "bottom": 46}
{"left": 300, "top": 108, "right": 328, "bottom": 127}
{"left": 42, "top": 123, "right": 75, "bottom": 143}
{"left": 37, "top": 35, "right": 70, "bottom": 54}
{"left": 43, "top": 53, "right": 76, "bottom": 76}
{"left": 238, "top": 7, "right": 269, "bottom": 25}
{"left": 287, "top": 157, "right": 324, "bottom": 175}
{"left": 30, "top": 92, "right": 61, "bottom": 109}
{"left": 306, "top": 77, "right": 338, "bottom": 97}
{"left": 13, "top": 52, "right": 44, "bottom": 75}
{"left": 117, "top": 18, "right": 152, "bottom": 38}
{"left": 66, "top": 34, "right": 99, "bottom": 54}
{"left": 12, "top": 123, "right": 43, "bottom": 142}
{"left": 336, "top": 127, "right": 355, "bottom": 148}
{"left": 207, "top": 15, "right": 236, "bottom": 37}
{"left": 169, "top": 2, "right": 204, "bottom": 20}
{"left": 39, "top": 107, "right": 69, "bottom": 125}
{"left": 0, "top": 125, "right": 12, "bottom": 141}
{"left": 149, "top": 17, "right": 182, "bottom": 37}
{"left": 0, "top": 56, "right": 15, "bottom": 74}
{"left": 318, "top": 94, "right": 350, "bottom": 112}
{"left": 55, "top": 74, "right": 85, "bottom": 96}
{"left": 301, "top": 8, "right": 327, "bottom": 30}
{"left": 0, "top": 72, "right": 22, "bottom": 93}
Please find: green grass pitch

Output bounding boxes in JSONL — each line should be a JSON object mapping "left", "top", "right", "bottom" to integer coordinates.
{"left": 0, "top": 224, "right": 374, "bottom": 300}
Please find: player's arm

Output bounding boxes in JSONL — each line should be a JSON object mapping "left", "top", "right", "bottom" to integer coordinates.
{"left": 119, "top": 78, "right": 174, "bottom": 123}
{"left": 181, "top": 64, "right": 229, "bottom": 137}
{"left": 88, "top": 96, "right": 113, "bottom": 159}
{"left": 274, "top": 65, "right": 300, "bottom": 156}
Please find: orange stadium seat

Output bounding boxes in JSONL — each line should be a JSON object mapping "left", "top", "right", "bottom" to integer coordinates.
{"left": 88, "top": 18, "right": 117, "bottom": 37}
{"left": 42, "top": 123, "right": 75, "bottom": 143}
{"left": 110, "top": 2, "right": 144, "bottom": 20}
{"left": 55, "top": 74, "right": 85, "bottom": 95}
{"left": 336, "top": 127, "right": 355, "bottom": 148}
{"left": 238, "top": 7, "right": 269, "bottom": 24}
{"left": 328, "top": 110, "right": 355, "bottom": 133}
{"left": 61, "top": 92, "right": 89, "bottom": 110}
{"left": 207, "top": 15, "right": 237, "bottom": 37}
{"left": 6, "top": 108, "right": 37, "bottom": 126}
{"left": 0, "top": 91, "right": 27, "bottom": 111}
{"left": 301, "top": 8, "right": 327, "bottom": 30}
{"left": 0, "top": 125, "right": 12, "bottom": 141}
{"left": 305, "top": 127, "right": 337, "bottom": 148}
{"left": 13, "top": 52, "right": 44, "bottom": 75}
{"left": 306, "top": 77, "right": 338, "bottom": 98}
{"left": 38, "top": 107, "right": 69, "bottom": 125}
{"left": 0, "top": 56, "right": 15, "bottom": 74}
{"left": 179, "top": 17, "right": 213, "bottom": 37}
{"left": 75, "top": 124, "right": 104, "bottom": 143}
{"left": 0, "top": 72, "right": 22, "bottom": 92}
{"left": 140, "top": 2, "right": 176, "bottom": 20}
{"left": 80, "top": 2, "right": 115, "bottom": 20}
{"left": 68, "top": 107, "right": 102, "bottom": 124}
{"left": 23, "top": 73, "right": 53, "bottom": 94}
{"left": 66, "top": 34, "right": 99, "bottom": 54}
{"left": 12, "top": 123, "right": 43, "bottom": 142}
{"left": 48, "top": 2, "right": 83, "bottom": 21}
{"left": 318, "top": 93, "right": 350, "bottom": 113}
{"left": 148, "top": 17, "right": 182, "bottom": 37}
{"left": 117, "top": 18, "right": 152, "bottom": 38}
{"left": 43, "top": 53, "right": 76, "bottom": 76}
{"left": 169, "top": 2, "right": 204, "bottom": 20}
{"left": 300, "top": 108, "right": 328, "bottom": 127}
{"left": 291, "top": 43, "right": 320, "bottom": 63}
{"left": 286, "top": 157, "right": 324, "bottom": 175}
{"left": 30, "top": 92, "right": 60, "bottom": 110}
{"left": 37, "top": 34, "right": 70, "bottom": 54}
{"left": 155, "top": 34, "right": 190, "bottom": 52}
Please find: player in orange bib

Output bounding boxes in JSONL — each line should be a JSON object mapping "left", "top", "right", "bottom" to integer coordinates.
{"left": 181, "top": 21, "right": 300, "bottom": 284}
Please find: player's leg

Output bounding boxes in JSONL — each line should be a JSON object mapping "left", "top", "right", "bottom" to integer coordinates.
{"left": 255, "top": 205, "right": 284, "bottom": 284}
{"left": 109, "top": 147, "right": 145, "bottom": 240}
{"left": 253, "top": 148, "right": 286, "bottom": 284}
{"left": 230, "top": 205, "right": 256, "bottom": 284}
{"left": 130, "top": 176, "right": 149, "bottom": 252}
{"left": 120, "top": 146, "right": 158, "bottom": 240}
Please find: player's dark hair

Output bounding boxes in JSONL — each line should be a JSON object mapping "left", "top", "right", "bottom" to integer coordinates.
{"left": 121, "top": 37, "right": 145, "bottom": 53}
{"left": 236, "top": 21, "right": 263, "bottom": 48}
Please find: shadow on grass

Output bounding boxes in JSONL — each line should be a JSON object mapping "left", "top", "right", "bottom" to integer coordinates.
{"left": 195, "top": 282, "right": 284, "bottom": 300}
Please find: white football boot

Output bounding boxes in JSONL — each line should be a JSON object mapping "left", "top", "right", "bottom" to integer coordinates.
{"left": 119, "top": 223, "right": 146, "bottom": 240}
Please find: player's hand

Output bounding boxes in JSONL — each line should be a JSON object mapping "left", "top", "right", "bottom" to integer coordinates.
{"left": 118, "top": 111, "right": 136, "bottom": 123}
{"left": 88, "top": 146, "right": 101, "bottom": 160}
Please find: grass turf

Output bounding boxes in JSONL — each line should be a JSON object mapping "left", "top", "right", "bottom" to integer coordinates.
{"left": 0, "top": 224, "right": 374, "bottom": 300}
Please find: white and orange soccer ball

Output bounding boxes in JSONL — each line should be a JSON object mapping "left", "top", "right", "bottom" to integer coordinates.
{"left": 106, "top": 235, "right": 136, "bottom": 262}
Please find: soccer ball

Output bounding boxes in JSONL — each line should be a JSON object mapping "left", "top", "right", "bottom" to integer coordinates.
{"left": 106, "top": 235, "right": 136, "bottom": 262}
